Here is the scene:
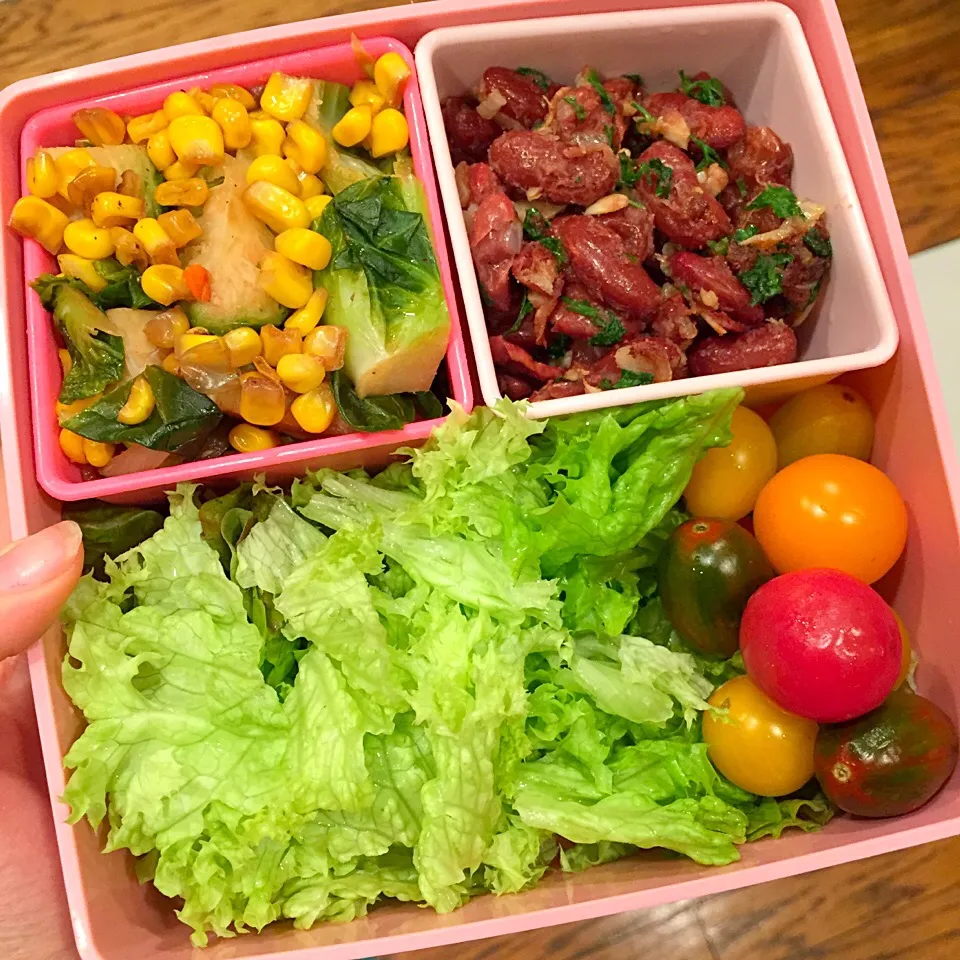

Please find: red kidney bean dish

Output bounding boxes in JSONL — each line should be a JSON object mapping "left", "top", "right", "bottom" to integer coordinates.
{"left": 443, "top": 66, "right": 833, "bottom": 401}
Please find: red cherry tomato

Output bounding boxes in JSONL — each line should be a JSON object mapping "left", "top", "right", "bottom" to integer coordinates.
{"left": 740, "top": 568, "right": 901, "bottom": 722}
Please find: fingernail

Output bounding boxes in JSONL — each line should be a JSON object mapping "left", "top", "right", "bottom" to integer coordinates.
{"left": 0, "top": 521, "right": 83, "bottom": 591}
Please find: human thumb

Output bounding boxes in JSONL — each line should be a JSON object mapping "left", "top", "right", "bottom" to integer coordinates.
{"left": 0, "top": 521, "right": 84, "bottom": 660}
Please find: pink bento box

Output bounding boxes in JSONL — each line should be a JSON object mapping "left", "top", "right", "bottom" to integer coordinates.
{"left": 19, "top": 37, "right": 473, "bottom": 503}
{"left": 0, "top": 2, "right": 958, "bottom": 960}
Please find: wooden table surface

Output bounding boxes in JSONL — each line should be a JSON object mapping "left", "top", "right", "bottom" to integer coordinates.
{"left": 1, "top": 1, "right": 959, "bottom": 959}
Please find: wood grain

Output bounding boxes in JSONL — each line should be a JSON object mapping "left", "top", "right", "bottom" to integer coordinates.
{"left": 0, "top": 1, "right": 958, "bottom": 959}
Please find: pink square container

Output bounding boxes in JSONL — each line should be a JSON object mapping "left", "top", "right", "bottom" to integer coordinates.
{"left": 0, "top": 2, "right": 958, "bottom": 960}
{"left": 415, "top": 4, "right": 900, "bottom": 417}
{"left": 20, "top": 37, "right": 473, "bottom": 503}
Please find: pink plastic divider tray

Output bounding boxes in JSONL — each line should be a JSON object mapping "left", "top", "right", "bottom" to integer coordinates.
{"left": 0, "top": 2, "right": 958, "bottom": 960}
{"left": 20, "top": 38, "right": 473, "bottom": 503}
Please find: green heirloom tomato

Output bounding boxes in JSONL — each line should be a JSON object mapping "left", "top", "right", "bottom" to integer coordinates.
{"left": 658, "top": 517, "right": 774, "bottom": 658}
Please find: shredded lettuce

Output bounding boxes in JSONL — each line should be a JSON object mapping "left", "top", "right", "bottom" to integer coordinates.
{"left": 60, "top": 392, "right": 832, "bottom": 946}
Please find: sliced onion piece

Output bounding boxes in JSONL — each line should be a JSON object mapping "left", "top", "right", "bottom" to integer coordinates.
{"left": 476, "top": 89, "right": 507, "bottom": 120}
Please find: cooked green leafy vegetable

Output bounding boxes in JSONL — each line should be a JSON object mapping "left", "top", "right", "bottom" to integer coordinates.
{"left": 600, "top": 370, "right": 655, "bottom": 390}
{"left": 637, "top": 158, "right": 673, "bottom": 199}
{"left": 330, "top": 370, "right": 442, "bottom": 432}
{"left": 315, "top": 169, "right": 451, "bottom": 398}
{"left": 91, "top": 259, "right": 159, "bottom": 310}
{"left": 746, "top": 184, "right": 802, "bottom": 219}
{"left": 584, "top": 69, "right": 617, "bottom": 115}
{"left": 516, "top": 67, "right": 552, "bottom": 91}
{"left": 804, "top": 227, "right": 833, "bottom": 258}
{"left": 522, "top": 208, "right": 567, "bottom": 265}
{"left": 690, "top": 135, "right": 727, "bottom": 172}
{"left": 679, "top": 70, "right": 726, "bottom": 107}
{"left": 707, "top": 238, "right": 730, "bottom": 257}
{"left": 63, "top": 502, "right": 166, "bottom": 576}
{"left": 560, "top": 297, "right": 626, "bottom": 346}
{"left": 740, "top": 252, "right": 795, "bottom": 305}
{"left": 63, "top": 365, "right": 221, "bottom": 450}
{"left": 733, "top": 224, "right": 760, "bottom": 243}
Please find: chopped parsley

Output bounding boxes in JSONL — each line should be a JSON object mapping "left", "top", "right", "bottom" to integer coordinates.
{"left": 690, "top": 135, "right": 727, "bottom": 172}
{"left": 807, "top": 278, "right": 823, "bottom": 306}
{"left": 707, "top": 238, "right": 730, "bottom": 256}
{"left": 736, "top": 177, "right": 748, "bottom": 199}
{"left": 604, "top": 124, "right": 616, "bottom": 147}
{"left": 733, "top": 224, "right": 759, "bottom": 243}
{"left": 804, "top": 227, "right": 833, "bottom": 258}
{"left": 508, "top": 292, "right": 533, "bottom": 333}
{"left": 746, "top": 184, "right": 802, "bottom": 218}
{"left": 600, "top": 369, "right": 655, "bottom": 389}
{"left": 561, "top": 297, "right": 627, "bottom": 346}
{"left": 618, "top": 153, "right": 641, "bottom": 188}
{"left": 636, "top": 158, "right": 674, "bottom": 199}
{"left": 522, "top": 208, "right": 567, "bottom": 266}
{"left": 679, "top": 70, "right": 726, "bottom": 107}
{"left": 585, "top": 69, "right": 617, "bottom": 116}
{"left": 546, "top": 334, "right": 571, "bottom": 360}
{"left": 516, "top": 67, "right": 552, "bottom": 91}
{"left": 589, "top": 315, "right": 627, "bottom": 346}
{"left": 631, "top": 100, "right": 655, "bottom": 125}
{"left": 563, "top": 95, "right": 587, "bottom": 121}
{"left": 624, "top": 73, "right": 644, "bottom": 86}
{"left": 740, "top": 252, "right": 794, "bottom": 305}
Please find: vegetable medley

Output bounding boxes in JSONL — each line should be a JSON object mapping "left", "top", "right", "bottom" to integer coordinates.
{"left": 442, "top": 66, "right": 833, "bottom": 400}
{"left": 11, "top": 49, "right": 453, "bottom": 478}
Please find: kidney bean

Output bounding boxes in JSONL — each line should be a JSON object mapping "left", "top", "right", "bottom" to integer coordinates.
{"left": 549, "top": 298, "right": 601, "bottom": 340}
{"left": 442, "top": 97, "right": 502, "bottom": 165}
{"left": 599, "top": 203, "right": 655, "bottom": 262}
{"left": 549, "top": 86, "right": 628, "bottom": 150}
{"left": 477, "top": 67, "right": 549, "bottom": 128}
{"left": 490, "top": 335, "right": 562, "bottom": 382}
{"left": 616, "top": 335, "right": 688, "bottom": 381}
{"left": 552, "top": 215, "right": 661, "bottom": 321}
{"left": 512, "top": 241, "right": 562, "bottom": 298}
{"left": 643, "top": 92, "right": 744, "bottom": 149}
{"left": 489, "top": 131, "right": 619, "bottom": 206}
{"left": 469, "top": 191, "right": 521, "bottom": 312}
{"left": 604, "top": 76, "right": 640, "bottom": 105}
{"left": 687, "top": 322, "right": 798, "bottom": 376}
{"left": 737, "top": 202, "right": 782, "bottom": 235}
{"left": 780, "top": 240, "right": 831, "bottom": 310}
{"left": 529, "top": 379, "right": 586, "bottom": 402}
{"left": 497, "top": 373, "right": 536, "bottom": 400}
{"left": 669, "top": 251, "right": 765, "bottom": 325}
{"left": 466, "top": 162, "right": 502, "bottom": 205}
{"left": 634, "top": 142, "right": 732, "bottom": 248}
{"left": 727, "top": 126, "right": 794, "bottom": 192}
{"left": 651, "top": 294, "right": 698, "bottom": 349}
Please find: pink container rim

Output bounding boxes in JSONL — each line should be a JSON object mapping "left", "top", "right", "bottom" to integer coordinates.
{"left": 20, "top": 36, "right": 473, "bottom": 502}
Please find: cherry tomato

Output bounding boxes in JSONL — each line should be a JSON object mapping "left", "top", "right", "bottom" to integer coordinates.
{"left": 659, "top": 518, "right": 774, "bottom": 658}
{"left": 753, "top": 453, "right": 908, "bottom": 583}
{"left": 684, "top": 406, "right": 777, "bottom": 520}
{"left": 740, "top": 568, "right": 902, "bottom": 722}
{"left": 769, "top": 383, "right": 875, "bottom": 469}
{"left": 892, "top": 610, "right": 913, "bottom": 689}
{"left": 703, "top": 675, "right": 818, "bottom": 796}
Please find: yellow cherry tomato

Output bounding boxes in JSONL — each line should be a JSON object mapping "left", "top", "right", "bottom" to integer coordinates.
{"left": 703, "top": 675, "right": 818, "bottom": 796}
{"left": 769, "top": 383, "right": 875, "bottom": 469}
{"left": 684, "top": 406, "right": 777, "bottom": 520}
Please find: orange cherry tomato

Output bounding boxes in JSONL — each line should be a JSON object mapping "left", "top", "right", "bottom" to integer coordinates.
{"left": 753, "top": 454, "right": 908, "bottom": 583}
{"left": 703, "top": 675, "right": 818, "bottom": 796}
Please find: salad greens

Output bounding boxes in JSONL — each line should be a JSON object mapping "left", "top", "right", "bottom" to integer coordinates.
{"left": 60, "top": 393, "right": 831, "bottom": 946}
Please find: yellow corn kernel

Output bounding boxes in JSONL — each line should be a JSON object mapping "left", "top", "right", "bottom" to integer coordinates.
{"left": 245, "top": 154, "right": 301, "bottom": 196}
{"left": 72, "top": 107, "right": 126, "bottom": 146}
{"left": 305, "top": 194, "right": 332, "bottom": 222}
{"left": 228, "top": 423, "right": 280, "bottom": 452}
{"left": 259, "top": 72, "right": 313, "bottom": 123}
{"left": 56, "top": 393, "right": 100, "bottom": 425}
{"left": 248, "top": 114, "right": 286, "bottom": 157}
{"left": 91, "top": 191, "right": 143, "bottom": 228}
{"left": 275, "top": 228, "right": 332, "bottom": 271}
{"left": 8, "top": 196, "right": 69, "bottom": 254}
{"left": 63, "top": 218, "right": 114, "bottom": 259}
{"left": 210, "top": 83, "right": 257, "bottom": 110}
{"left": 57, "top": 253, "right": 108, "bottom": 292}
{"left": 83, "top": 439, "right": 115, "bottom": 468}
{"left": 145, "top": 307, "right": 190, "bottom": 349}
{"left": 175, "top": 332, "right": 217, "bottom": 356}
{"left": 26, "top": 150, "right": 59, "bottom": 198}
{"left": 110, "top": 227, "right": 148, "bottom": 270}
{"left": 297, "top": 172, "right": 324, "bottom": 200}
{"left": 59, "top": 429, "right": 87, "bottom": 464}
{"left": 158, "top": 208, "right": 202, "bottom": 248}
{"left": 164, "top": 91, "right": 205, "bottom": 121}
{"left": 285, "top": 288, "right": 328, "bottom": 335}
{"left": 142, "top": 264, "right": 189, "bottom": 306}
{"left": 147, "top": 129, "right": 177, "bottom": 171}
{"left": 66, "top": 165, "right": 117, "bottom": 212}
{"left": 155, "top": 177, "right": 209, "bottom": 207}
{"left": 168, "top": 115, "right": 225, "bottom": 166}
{"left": 127, "top": 110, "right": 168, "bottom": 144}
{"left": 303, "top": 324, "right": 347, "bottom": 370}
{"left": 332, "top": 105, "right": 372, "bottom": 148}
{"left": 117, "top": 375, "right": 156, "bottom": 425}
{"left": 290, "top": 383, "right": 336, "bottom": 434}
{"left": 58, "top": 349, "right": 73, "bottom": 375}
{"left": 374, "top": 52, "right": 411, "bottom": 107}
{"left": 54, "top": 147, "right": 96, "bottom": 198}
{"left": 162, "top": 353, "right": 180, "bottom": 375}
{"left": 276, "top": 353, "right": 326, "bottom": 394}
{"left": 223, "top": 326, "right": 262, "bottom": 367}
{"left": 369, "top": 108, "right": 409, "bottom": 158}
{"left": 349, "top": 80, "right": 386, "bottom": 115}
{"left": 258, "top": 252, "right": 313, "bottom": 309}
{"left": 211, "top": 97, "right": 252, "bottom": 151}
{"left": 242, "top": 181, "right": 310, "bottom": 234}
{"left": 163, "top": 160, "right": 201, "bottom": 182}
{"left": 239, "top": 371, "right": 286, "bottom": 426}
{"left": 133, "top": 218, "right": 179, "bottom": 266}
{"left": 188, "top": 87, "right": 219, "bottom": 114}
{"left": 260, "top": 324, "right": 302, "bottom": 366}
{"left": 281, "top": 120, "right": 327, "bottom": 175}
